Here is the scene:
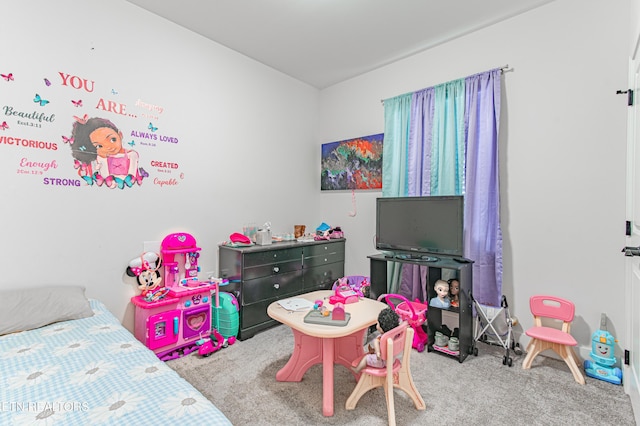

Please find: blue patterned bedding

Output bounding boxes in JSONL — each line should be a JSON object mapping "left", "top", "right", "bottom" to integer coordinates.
{"left": 0, "top": 299, "right": 231, "bottom": 425}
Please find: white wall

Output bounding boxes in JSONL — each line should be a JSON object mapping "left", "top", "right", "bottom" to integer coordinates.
{"left": 1, "top": 0, "right": 632, "bottom": 359}
{"left": 0, "top": 0, "right": 322, "bottom": 331}
{"left": 318, "top": 0, "right": 631, "bottom": 356}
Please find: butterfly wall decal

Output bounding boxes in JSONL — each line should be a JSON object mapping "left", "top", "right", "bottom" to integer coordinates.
{"left": 62, "top": 135, "right": 74, "bottom": 144}
{"left": 114, "top": 175, "right": 135, "bottom": 189}
{"left": 94, "top": 174, "right": 115, "bottom": 188}
{"left": 1, "top": 73, "right": 14, "bottom": 81}
{"left": 148, "top": 122, "right": 158, "bottom": 132}
{"left": 0, "top": 121, "right": 8, "bottom": 130}
{"left": 73, "top": 114, "right": 88, "bottom": 124}
{"left": 71, "top": 99, "right": 82, "bottom": 107}
{"left": 139, "top": 167, "right": 149, "bottom": 178}
{"left": 44, "top": 78, "right": 51, "bottom": 86}
{"left": 73, "top": 159, "right": 91, "bottom": 175}
{"left": 111, "top": 89, "right": 118, "bottom": 95}
{"left": 33, "top": 94, "right": 49, "bottom": 106}
{"left": 128, "top": 140, "right": 135, "bottom": 147}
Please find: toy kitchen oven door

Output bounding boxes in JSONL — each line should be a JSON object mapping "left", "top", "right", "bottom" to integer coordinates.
{"left": 144, "top": 296, "right": 211, "bottom": 357}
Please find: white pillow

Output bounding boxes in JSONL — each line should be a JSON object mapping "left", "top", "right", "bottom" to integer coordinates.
{"left": 0, "top": 285, "right": 94, "bottom": 335}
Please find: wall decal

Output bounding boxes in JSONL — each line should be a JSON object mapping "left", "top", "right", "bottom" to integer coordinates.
{"left": 320, "top": 133, "right": 383, "bottom": 190}
{"left": 1, "top": 68, "right": 186, "bottom": 189}
{"left": 68, "top": 116, "right": 144, "bottom": 189}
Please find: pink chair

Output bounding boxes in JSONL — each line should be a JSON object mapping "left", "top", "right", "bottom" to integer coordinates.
{"left": 345, "top": 321, "right": 425, "bottom": 425}
{"left": 522, "top": 295, "right": 585, "bottom": 384}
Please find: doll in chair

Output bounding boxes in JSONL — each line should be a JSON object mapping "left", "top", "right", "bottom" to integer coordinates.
{"left": 351, "top": 307, "right": 400, "bottom": 373}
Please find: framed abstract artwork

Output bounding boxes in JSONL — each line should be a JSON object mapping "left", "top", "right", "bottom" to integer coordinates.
{"left": 321, "top": 133, "right": 383, "bottom": 190}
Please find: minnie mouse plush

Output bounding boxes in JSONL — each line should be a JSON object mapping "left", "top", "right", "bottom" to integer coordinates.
{"left": 126, "top": 252, "right": 163, "bottom": 297}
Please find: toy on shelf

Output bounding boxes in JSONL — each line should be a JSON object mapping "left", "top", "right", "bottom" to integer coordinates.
{"left": 584, "top": 313, "right": 623, "bottom": 385}
{"left": 130, "top": 232, "right": 217, "bottom": 361}
{"left": 429, "top": 279, "right": 451, "bottom": 309}
{"left": 448, "top": 279, "right": 460, "bottom": 308}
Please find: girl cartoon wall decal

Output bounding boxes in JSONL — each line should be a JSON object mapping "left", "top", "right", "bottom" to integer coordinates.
{"left": 68, "top": 116, "right": 145, "bottom": 189}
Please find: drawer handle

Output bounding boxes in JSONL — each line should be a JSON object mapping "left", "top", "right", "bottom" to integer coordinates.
{"left": 274, "top": 283, "right": 280, "bottom": 289}
{"left": 273, "top": 266, "right": 280, "bottom": 273}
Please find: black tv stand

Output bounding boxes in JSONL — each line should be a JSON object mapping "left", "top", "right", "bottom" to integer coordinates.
{"left": 388, "top": 253, "right": 439, "bottom": 262}
{"left": 368, "top": 253, "right": 474, "bottom": 363}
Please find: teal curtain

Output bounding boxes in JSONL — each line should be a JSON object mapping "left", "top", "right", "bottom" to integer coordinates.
{"left": 382, "top": 94, "right": 412, "bottom": 198}
{"left": 381, "top": 93, "right": 412, "bottom": 294}
{"left": 431, "top": 79, "right": 466, "bottom": 195}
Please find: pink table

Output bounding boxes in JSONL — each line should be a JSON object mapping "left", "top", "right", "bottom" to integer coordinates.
{"left": 267, "top": 290, "right": 387, "bottom": 416}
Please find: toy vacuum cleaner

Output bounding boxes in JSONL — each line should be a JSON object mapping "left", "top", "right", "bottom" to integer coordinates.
{"left": 583, "top": 313, "right": 622, "bottom": 385}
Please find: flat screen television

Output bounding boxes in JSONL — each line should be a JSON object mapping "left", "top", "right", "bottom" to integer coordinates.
{"left": 375, "top": 195, "right": 464, "bottom": 260}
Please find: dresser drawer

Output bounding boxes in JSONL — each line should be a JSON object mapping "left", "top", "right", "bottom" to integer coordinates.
{"left": 244, "top": 258, "right": 302, "bottom": 280}
{"left": 243, "top": 270, "right": 303, "bottom": 304}
{"left": 241, "top": 300, "right": 273, "bottom": 331}
{"left": 244, "top": 248, "right": 302, "bottom": 267}
{"left": 303, "top": 261, "right": 344, "bottom": 290}
{"left": 304, "top": 251, "right": 344, "bottom": 268}
{"left": 304, "top": 241, "right": 345, "bottom": 257}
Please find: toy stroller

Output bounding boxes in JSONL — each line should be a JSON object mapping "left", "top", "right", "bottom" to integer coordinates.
{"left": 471, "top": 293, "right": 520, "bottom": 366}
{"left": 378, "top": 294, "right": 428, "bottom": 352}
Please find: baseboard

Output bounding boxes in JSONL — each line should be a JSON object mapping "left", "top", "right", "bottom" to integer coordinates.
{"left": 623, "top": 364, "right": 640, "bottom": 423}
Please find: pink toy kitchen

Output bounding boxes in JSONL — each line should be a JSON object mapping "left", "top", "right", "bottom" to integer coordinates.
{"left": 131, "top": 232, "right": 214, "bottom": 360}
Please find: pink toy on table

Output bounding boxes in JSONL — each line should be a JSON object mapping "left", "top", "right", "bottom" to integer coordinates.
{"left": 332, "top": 303, "right": 346, "bottom": 321}
{"left": 329, "top": 275, "right": 371, "bottom": 304}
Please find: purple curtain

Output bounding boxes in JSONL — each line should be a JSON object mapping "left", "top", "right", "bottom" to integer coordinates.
{"left": 398, "top": 88, "right": 435, "bottom": 300}
{"left": 464, "top": 69, "right": 502, "bottom": 306}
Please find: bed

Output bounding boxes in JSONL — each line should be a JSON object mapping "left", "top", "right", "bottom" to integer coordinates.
{"left": 0, "top": 286, "right": 231, "bottom": 425}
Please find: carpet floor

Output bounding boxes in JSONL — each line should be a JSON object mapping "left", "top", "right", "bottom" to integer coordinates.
{"left": 167, "top": 324, "right": 635, "bottom": 425}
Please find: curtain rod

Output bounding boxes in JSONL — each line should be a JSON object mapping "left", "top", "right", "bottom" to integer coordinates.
{"left": 380, "top": 64, "right": 511, "bottom": 105}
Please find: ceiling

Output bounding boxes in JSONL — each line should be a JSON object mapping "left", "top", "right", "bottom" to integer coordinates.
{"left": 125, "top": 0, "right": 554, "bottom": 89}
